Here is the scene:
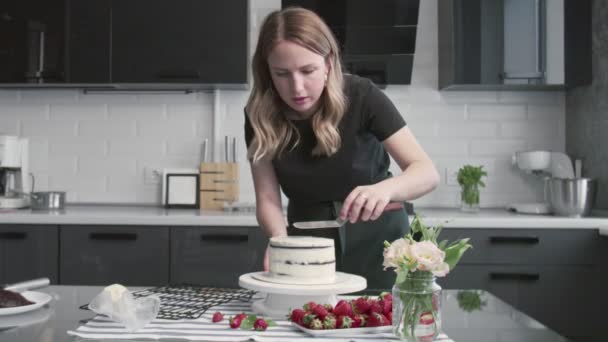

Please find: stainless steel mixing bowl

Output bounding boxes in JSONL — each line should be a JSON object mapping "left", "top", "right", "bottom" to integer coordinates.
{"left": 547, "top": 178, "right": 596, "bottom": 217}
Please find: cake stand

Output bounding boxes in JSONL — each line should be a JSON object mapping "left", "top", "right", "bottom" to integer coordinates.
{"left": 239, "top": 272, "right": 366, "bottom": 318}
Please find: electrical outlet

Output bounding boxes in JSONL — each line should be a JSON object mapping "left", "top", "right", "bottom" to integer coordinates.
{"left": 144, "top": 167, "right": 162, "bottom": 185}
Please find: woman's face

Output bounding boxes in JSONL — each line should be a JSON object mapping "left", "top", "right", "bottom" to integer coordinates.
{"left": 267, "top": 40, "right": 328, "bottom": 118}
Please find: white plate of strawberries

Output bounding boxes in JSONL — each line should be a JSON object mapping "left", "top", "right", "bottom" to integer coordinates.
{"left": 288, "top": 293, "right": 393, "bottom": 337}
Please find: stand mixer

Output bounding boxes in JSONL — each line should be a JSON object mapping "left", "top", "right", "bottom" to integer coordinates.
{"left": 0, "top": 135, "right": 31, "bottom": 209}
{"left": 508, "top": 151, "right": 575, "bottom": 214}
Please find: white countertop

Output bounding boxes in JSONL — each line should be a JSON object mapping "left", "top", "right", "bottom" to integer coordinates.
{"left": 1, "top": 205, "right": 608, "bottom": 232}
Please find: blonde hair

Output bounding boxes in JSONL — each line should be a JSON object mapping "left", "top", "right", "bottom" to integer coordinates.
{"left": 246, "top": 7, "right": 347, "bottom": 163}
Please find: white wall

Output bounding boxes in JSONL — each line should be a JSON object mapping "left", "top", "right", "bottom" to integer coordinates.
{"left": 0, "top": 0, "right": 565, "bottom": 208}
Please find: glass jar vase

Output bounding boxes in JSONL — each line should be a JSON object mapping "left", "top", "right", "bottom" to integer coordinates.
{"left": 392, "top": 272, "right": 442, "bottom": 342}
{"left": 460, "top": 183, "right": 480, "bottom": 212}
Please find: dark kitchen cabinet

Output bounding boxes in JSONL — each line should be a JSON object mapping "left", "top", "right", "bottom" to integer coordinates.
{"left": 110, "top": 1, "right": 246, "bottom": 84}
{"left": 0, "top": 0, "right": 248, "bottom": 88}
{"left": 438, "top": 0, "right": 591, "bottom": 90}
{"left": 0, "top": 225, "right": 58, "bottom": 284}
{"left": 0, "top": 0, "right": 66, "bottom": 83}
{"left": 438, "top": 228, "right": 600, "bottom": 342}
{"left": 282, "top": 0, "right": 420, "bottom": 85}
{"left": 170, "top": 226, "right": 267, "bottom": 288}
{"left": 59, "top": 225, "right": 170, "bottom": 286}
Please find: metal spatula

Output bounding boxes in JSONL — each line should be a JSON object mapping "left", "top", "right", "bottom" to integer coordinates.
{"left": 292, "top": 202, "right": 404, "bottom": 229}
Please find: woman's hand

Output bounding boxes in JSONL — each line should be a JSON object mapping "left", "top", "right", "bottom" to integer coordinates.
{"left": 340, "top": 183, "right": 393, "bottom": 223}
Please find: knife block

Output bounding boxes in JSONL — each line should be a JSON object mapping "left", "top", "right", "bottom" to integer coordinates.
{"left": 199, "top": 162, "right": 239, "bottom": 210}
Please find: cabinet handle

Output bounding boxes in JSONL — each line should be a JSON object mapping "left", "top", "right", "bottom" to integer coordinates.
{"left": 200, "top": 234, "right": 248, "bottom": 243}
{"left": 0, "top": 232, "right": 27, "bottom": 240}
{"left": 489, "top": 272, "right": 540, "bottom": 282}
{"left": 89, "top": 233, "right": 137, "bottom": 241}
{"left": 489, "top": 236, "right": 539, "bottom": 244}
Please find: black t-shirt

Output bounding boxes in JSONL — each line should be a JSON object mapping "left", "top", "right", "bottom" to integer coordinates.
{"left": 245, "top": 74, "right": 406, "bottom": 206}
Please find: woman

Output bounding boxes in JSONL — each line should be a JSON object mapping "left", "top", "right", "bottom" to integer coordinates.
{"left": 244, "top": 7, "right": 439, "bottom": 291}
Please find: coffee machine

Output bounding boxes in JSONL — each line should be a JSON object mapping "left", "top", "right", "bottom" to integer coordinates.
{"left": 0, "top": 135, "right": 31, "bottom": 209}
{"left": 508, "top": 150, "right": 575, "bottom": 214}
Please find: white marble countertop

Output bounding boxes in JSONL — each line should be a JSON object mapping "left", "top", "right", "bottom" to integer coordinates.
{"left": 1, "top": 205, "right": 608, "bottom": 233}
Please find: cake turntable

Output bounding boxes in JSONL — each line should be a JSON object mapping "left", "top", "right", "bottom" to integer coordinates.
{"left": 239, "top": 271, "right": 366, "bottom": 318}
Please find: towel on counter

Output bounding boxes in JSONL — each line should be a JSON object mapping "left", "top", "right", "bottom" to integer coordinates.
{"left": 68, "top": 298, "right": 453, "bottom": 342}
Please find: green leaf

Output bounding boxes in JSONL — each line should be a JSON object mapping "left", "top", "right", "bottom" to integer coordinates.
{"left": 240, "top": 315, "right": 257, "bottom": 330}
{"left": 457, "top": 165, "right": 487, "bottom": 187}
{"left": 266, "top": 319, "right": 277, "bottom": 327}
{"left": 444, "top": 239, "right": 472, "bottom": 270}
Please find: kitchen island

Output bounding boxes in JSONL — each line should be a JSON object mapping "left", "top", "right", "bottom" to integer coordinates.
{"left": 0, "top": 285, "right": 569, "bottom": 342}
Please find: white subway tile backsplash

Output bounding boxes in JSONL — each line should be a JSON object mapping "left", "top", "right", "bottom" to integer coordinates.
{"left": 137, "top": 119, "right": 195, "bottom": 138}
{"left": 470, "top": 140, "right": 527, "bottom": 156}
{"left": 78, "top": 157, "right": 137, "bottom": 176}
{"left": 78, "top": 92, "right": 138, "bottom": 104}
{"left": 50, "top": 138, "right": 106, "bottom": 156}
{"left": 468, "top": 104, "right": 527, "bottom": 121}
{"left": 497, "top": 91, "right": 563, "bottom": 105}
{"left": 22, "top": 119, "right": 77, "bottom": 137}
{"left": 0, "top": 0, "right": 567, "bottom": 207}
{"left": 437, "top": 122, "right": 498, "bottom": 138}
{"left": 439, "top": 91, "right": 498, "bottom": 104}
{"left": 20, "top": 90, "right": 78, "bottom": 104}
{"left": 0, "top": 105, "right": 48, "bottom": 119}
{"left": 500, "top": 121, "right": 558, "bottom": 139}
{"left": 527, "top": 105, "right": 564, "bottom": 120}
{"left": 167, "top": 104, "right": 212, "bottom": 121}
{"left": 0, "top": 117, "right": 19, "bottom": 135}
{"left": 109, "top": 104, "right": 165, "bottom": 120}
{"left": 80, "top": 120, "right": 136, "bottom": 137}
{"left": 50, "top": 104, "right": 107, "bottom": 120}
{"left": 108, "top": 139, "right": 166, "bottom": 157}
{"left": 408, "top": 104, "right": 466, "bottom": 121}
{"left": 0, "top": 91, "right": 19, "bottom": 103}
{"left": 420, "top": 139, "right": 469, "bottom": 157}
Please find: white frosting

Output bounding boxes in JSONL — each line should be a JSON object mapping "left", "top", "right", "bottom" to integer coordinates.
{"left": 268, "top": 236, "right": 336, "bottom": 284}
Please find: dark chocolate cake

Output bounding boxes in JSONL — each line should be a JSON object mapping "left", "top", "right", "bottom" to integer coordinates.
{"left": 0, "top": 289, "right": 34, "bottom": 308}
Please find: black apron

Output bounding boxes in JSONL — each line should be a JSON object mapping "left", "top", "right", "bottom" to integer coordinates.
{"left": 287, "top": 201, "right": 409, "bottom": 293}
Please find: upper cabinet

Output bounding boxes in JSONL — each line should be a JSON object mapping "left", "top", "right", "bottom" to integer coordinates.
{"left": 282, "top": 0, "right": 420, "bottom": 86}
{"left": 438, "top": 0, "right": 591, "bottom": 90}
{"left": 0, "top": 0, "right": 248, "bottom": 90}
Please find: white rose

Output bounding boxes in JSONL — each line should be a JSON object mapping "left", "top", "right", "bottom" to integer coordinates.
{"left": 383, "top": 238, "right": 412, "bottom": 270}
{"left": 410, "top": 241, "right": 447, "bottom": 274}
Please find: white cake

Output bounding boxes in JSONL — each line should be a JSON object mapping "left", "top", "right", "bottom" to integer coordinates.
{"left": 268, "top": 236, "right": 336, "bottom": 284}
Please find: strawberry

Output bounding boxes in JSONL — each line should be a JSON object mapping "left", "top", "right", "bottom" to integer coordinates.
{"left": 379, "top": 292, "right": 392, "bottom": 301}
{"left": 309, "top": 318, "right": 323, "bottom": 330}
{"left": 324, "top": 303, "right": 334, "bottom": 312}
{"left": 351, "top": 314, "right": 366, "bottom": 328}
{"left": 302, "top": 313, "right": 317, "bottom": 327}
{"left": 336, "top": 315, "right": 353, "bottom": 329}
{"left": 352, "top": 297, "right": 371, "bottom": 314}
{"left": 367, "top": 312, "right": 389, "bottom": 327}
{"left": 211, "top": 311, "right": 223, "bottom": 323}
{"left": 312, "top": 304, "right": 329, "bottom": 320}
{"left": 368, "top": 299, "right": 383, "bottom": 314}
{"left": 323, "top": 315, "right": 337, "bottom": 329}
{"left": 380, "top": 298, "right": 392, "bottom": 316}
{"left": 333, "top": 301, "right": 353, "bottom": 317}
{"left": 386, "top": 311, "right": 392, "bottom": 324}
{"left": 303, "top": 301, "right": 318, "bottom": 312}
{"left": 289, "top": 308, "right": 306, "bottom": 326}
{"left": 229, "top": 314, "right": 244, "bottom": 329}
{"left": 419, "top": 312, "right": 435, "bottom": 325}
{"left": 253, "top": 318, "right": 268, "bottom": 331}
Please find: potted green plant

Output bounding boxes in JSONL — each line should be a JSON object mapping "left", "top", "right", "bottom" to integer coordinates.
{"left": 457, "top": 165, "right": 487, "bottom": 212}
